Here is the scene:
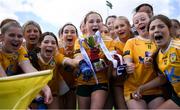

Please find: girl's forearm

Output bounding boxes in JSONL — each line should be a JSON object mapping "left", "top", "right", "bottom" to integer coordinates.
{"left": 140, "top": 74, "right": 167, "bottom": 92}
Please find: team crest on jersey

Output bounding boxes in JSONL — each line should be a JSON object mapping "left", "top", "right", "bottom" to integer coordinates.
{"left": 139, "top": 56, "right": 144, "bottom": 63}
{"left": 170, "top": 53, "right": 177, "bottom": 63}
{"left": 124, "top": 50, "right": 130, "bottom": 56}
{"left": 49, "top": 60, "right": 56, "bottom": 67}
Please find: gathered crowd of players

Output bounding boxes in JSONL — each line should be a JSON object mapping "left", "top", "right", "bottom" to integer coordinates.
{"left": 0, "top": 3, "right": 180, "bottom": 109}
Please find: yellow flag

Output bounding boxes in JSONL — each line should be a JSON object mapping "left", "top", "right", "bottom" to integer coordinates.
{"left": 0, "top": 70, "right": 53, "bottom": 109}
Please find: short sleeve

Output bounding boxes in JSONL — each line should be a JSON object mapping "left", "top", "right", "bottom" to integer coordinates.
{"left": 55, "top": 53, "right": 65, "bottom": 65}
{"left": 18, "top": 46, "right": 29, "bottom": 63}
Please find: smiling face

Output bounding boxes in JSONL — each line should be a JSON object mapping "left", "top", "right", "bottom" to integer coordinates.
{"left": 133, "top": 12, "right": 150, "bottom": 37}
{"left": 2, "top": 26, "right": 23, "bottom": 53}
{"left": 62, "top": 25, "right": 77, "bottom": 47}
{"left": 40, "top": 35, "right": 57, "bottom": 60}
{"left": 149, "top": 19, "right": 171, "bottom": 50}
{"left": 114, "top": 18, "right": 131, "bottom": 39}
{"left": 24, "top": 24, "right": 41, "bottom": 45}
{"left": 85, "top": 13, "right": 103, "bottom": 36}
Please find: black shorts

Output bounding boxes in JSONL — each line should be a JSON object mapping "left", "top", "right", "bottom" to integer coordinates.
{"left": 142, "top": 94, "right": 163, "bottom": 103}
{"left": 171, "top": 92, "right": 180, "bottom": 106}
{"left": 76, "top": 83, "right": 108, "bottom": 97}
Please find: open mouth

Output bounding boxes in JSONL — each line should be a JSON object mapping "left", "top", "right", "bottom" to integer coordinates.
{"left": 92, "top": 28, "right": 98, "bottom": 33}
{"left": 45, "top": 49, "right": 53, "bottom": 54}
{"left": 11, "top": 42, "right": 20, "bottom": 47}
{"left": 119, "top": 31, "right": 125, "bottom": 35}
{"left": 29, "top": 37, "right": 36, "bottom": 41}
{"left": 67, "top": 38, "right": 73, "bottom": 42}
{"left": 139, "top": 26, "right": 146, "bottom": 30}
{"left": 154, "top": 35, "right": 163, "bottom": 41}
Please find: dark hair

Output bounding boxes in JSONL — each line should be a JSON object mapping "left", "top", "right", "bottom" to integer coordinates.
{"left": 134, "top": 3, "right": 153, "bottom": 13}
{"left": 105, "top": 15, "right": 117, "bottom": 25}
{"left": 22, "top": 20, "right": 42, "bottom": 35}
{"left": 147, "top": 14, "right": 171, "bottom": 31}
{"left": 59, "top": 23, "right": 78, "bottom": 37}
{"left": 39, "top": 32, "right": 58, "bottom": 46}
{"left": 84, "top": 11, "right": 103, "bottom": 24}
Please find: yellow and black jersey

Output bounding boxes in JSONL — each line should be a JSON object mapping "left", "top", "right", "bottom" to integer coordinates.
{"left": 123, "top": 36, "right": 162, "bottom": 101}
{"left": 34, "top": 52, "right": 65, "bottom": 95}
{"left": 114, "top": 40, "right": 125, "bottom": 55}
{"left": 74, "top": 35, "right": 115, "bottom": 85}
{"left": 157, "top": 39, "right": 180, "bottom": 97}
{"left": 0, "top": 46, "right": 29, "bottom": 76}
{"left": 58, "top": 47, "right": 76, "bottom": 88}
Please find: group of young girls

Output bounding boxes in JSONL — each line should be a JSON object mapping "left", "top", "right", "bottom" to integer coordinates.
{"left": 0, "top": 3, "right": 180, "bottom": 109}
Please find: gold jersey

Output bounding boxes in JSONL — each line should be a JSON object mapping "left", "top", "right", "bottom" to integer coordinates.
{"left": 123, "top": 36, "right": 162, "bottom": 101}
{"left": 157, "top": 40, "right": 180, "bottom": 97}
{"left": 0, "top": 46, "right": 29, "bottom": 76}
{"left": 74, "top": 35, "right": 115, "bottom": 85}
{"left": 35, "top": 52, "right": 65, "bottom": 95}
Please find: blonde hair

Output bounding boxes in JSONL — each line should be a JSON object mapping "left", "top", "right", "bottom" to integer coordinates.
{"left": 117, "top": 16, "right": 131, "bottom": 27}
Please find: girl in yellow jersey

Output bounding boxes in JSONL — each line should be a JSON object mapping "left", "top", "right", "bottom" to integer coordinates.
{"left": 123, "top": 12, "right": 164, "bottom": 109}
{"left": 29, "top": 32, "right": 76, "bottom": 109}
{"left": 22, "top": 21, "right": 53, "bottom": 108}
{"left": 134, "top": 14, "right": 180, "bottom": 109}
{"left": 109, "top": 16, "right": 133, "bottom": 109}
{"left": 57, "top": 23, "right": 78, "bottom": 109}
{"left": 0, "top": 19, "right": 53, "bottom": 105}
{"left": 0, "top": 18, "right": 18, "bottom": 53}
{"left": 22, "top": 21, "right": 43, "bottom": 70}
{"left": 74, "top": 11, "right": 112, "bottom": 109}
